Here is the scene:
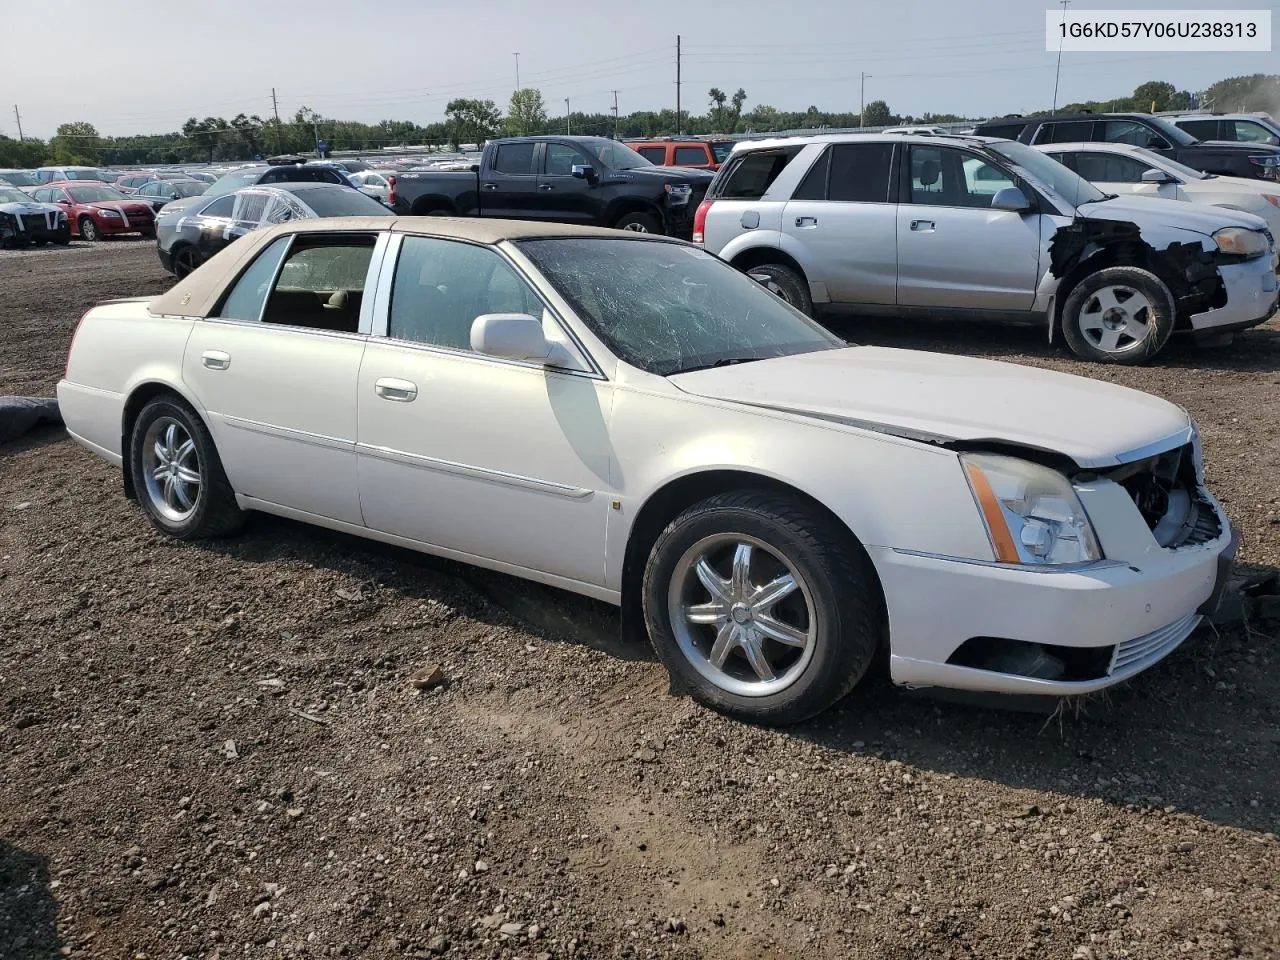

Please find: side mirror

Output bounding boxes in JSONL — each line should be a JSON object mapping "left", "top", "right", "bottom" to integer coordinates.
{"left": 1145, "top": 135, "right": 1170, "bottom": 150}
{"left": 1266, "top": 135, "right": 1280, "bottom": 146}
{"left": 57, "top": 198, "right": 71, "bottom": 205}
{"left": 571, "top": 164, "right": 597, "bottom": 183}
{"left": 470, "top": 313, "right": 570, "bottom": 366}
{"left": 990, "top": 187, "right": 1032, "bottom": 212}
{"left": 1140, "top": 168, "right": 1174, "bottom": 184}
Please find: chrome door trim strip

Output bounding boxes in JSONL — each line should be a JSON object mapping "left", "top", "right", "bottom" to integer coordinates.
{"left": 220, "top": 414, "right": 353, "bottom": 451}
{"left": 356, "top": 442, "right": 595, "bottom": 500}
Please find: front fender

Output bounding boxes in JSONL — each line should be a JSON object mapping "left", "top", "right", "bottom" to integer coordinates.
{"left": 603, "top": 382, "right": 992, "bottom": 591}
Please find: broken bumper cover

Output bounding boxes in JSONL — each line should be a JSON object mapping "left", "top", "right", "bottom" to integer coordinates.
{"left": 1189, "top": 255, "right": 1279, "bottom": 334}
{"left": 868, "top": 522, "right": 1233, "bottom": 697}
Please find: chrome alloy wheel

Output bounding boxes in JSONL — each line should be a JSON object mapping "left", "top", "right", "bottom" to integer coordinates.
{"left": 667, "top": 533, "right": 816, "bottom": 697}
{"left": 621, "top": 221, "right": 651, "bottom": 232}
{"left": 141, "top": 418, "right": 202, "bottom": 523}
{"left": 1078, "top": 284, "right": 1153, "bottom": 353}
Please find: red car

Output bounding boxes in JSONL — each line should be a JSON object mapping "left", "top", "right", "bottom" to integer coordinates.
{"left": 27, "top": 181, "right": 156, "bottom": 241}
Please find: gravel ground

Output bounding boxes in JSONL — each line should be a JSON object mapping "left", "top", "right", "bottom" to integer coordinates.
{"left": 1, "top": 242, "right": 1278, "bottom": 960}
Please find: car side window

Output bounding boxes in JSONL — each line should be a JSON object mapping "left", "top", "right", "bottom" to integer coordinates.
{"left": 908, "top": 146, "right": 1012, "bottom": 208}
{"left": 261, "top": 236, "right": 378, "bottom": 333}
{"left": 492, "top": 143, "right": 536, "bottom": 176}
{"left": 674, "top": 146, "right": 708, "bottom": 166}
{"left": 637, "top": 147, "right": 666, "bottom": 164}
{"left": 388, "top": 236, "right": 546, "bottom": 353}
{"left": 791, "top": 149, "right": 830, "bottom": 200}
{"left": 1035, "top": 120, "right": 1094, "bottom": 144}
{"left": 215, "top": 236, "right": 292, "bottom": 323}
{"left": 827, "top": 142, "right": 893, "bottom": 202}
{"left": 1177, "top": 119, "right": 1218, "bottom": 140}
{"left": 201, "top": 195, "right": 235, "bottom": 218}
{"left": 544, "top": 142, "right": 586, "bottom": 177}
{"left": 1103, "top": 120, "right": 1165, "bottom": 149}
{"left": 1072, "top": 152, "right": 1151, "bottom": 183}
{"left": 1231, "top": 120, "right": 1272, "bottom": 143}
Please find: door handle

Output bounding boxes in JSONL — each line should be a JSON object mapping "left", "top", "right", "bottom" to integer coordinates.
{"left": 910, "top": 220, "right": 936, "bottom": 231}
{"left": 481, "top": 183, "right": 499, "bottom": 191}
{"left": 374, "top": 378, "right": 418, "bottom": 402}
{"left": 794, "top": 216, "right": 818, "bottom": 228}
{"left": 201, "top": 350, "right": 230, "bottom": 371}
{"left": 538, "top": 184, "right": 554, "bottom": 191}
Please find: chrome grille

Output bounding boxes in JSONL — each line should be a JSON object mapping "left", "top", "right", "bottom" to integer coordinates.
{"left": 1109, "top": 613, "right": 1200, "bottom": 676}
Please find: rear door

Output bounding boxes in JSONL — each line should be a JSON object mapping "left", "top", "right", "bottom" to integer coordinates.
{"left": 895, "top": 144, "right": 1040, "bottom": 311}
{"left": 479, "top": 141, "right": 540, "bottom": 219}
{"left": 1175, "top": 118, "right": 1222, "bottom": 141}
{"left": 780, "top": 141, "right": 897, "bottom": 305}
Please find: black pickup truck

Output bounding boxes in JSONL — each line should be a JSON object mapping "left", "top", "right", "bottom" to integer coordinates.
{"left": 974, "top": 112, "right": 1280, "bottom": 181}
{"left": 389, "top": 136, "right": 715, "bottom": 236}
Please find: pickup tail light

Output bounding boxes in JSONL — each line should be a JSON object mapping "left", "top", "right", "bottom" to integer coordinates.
{"left": 692, "top": 199, "right": 713, "bottom": 245}
{"left": 387, "top": 175, "right": 397, "bottom": 209}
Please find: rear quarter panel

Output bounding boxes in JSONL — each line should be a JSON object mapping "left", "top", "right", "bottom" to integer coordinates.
{"left": 58, "top": 302, "right": 196, "bottom": 462}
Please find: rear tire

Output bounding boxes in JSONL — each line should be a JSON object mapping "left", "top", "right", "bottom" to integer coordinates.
{"left": 642, "top": 490, "right": 883, "bottom": 726}
{"left": 170, "top": 245, "right": 201, "bottom": 278}
{"left": 1060, "top": 266, "right": 1175, "bottom": 364}
{"left": 745, "top": 262, "right": 813, "bottom": 316}
{"left": 129, "top": 396, "right": 246, "bottom": 540}
{"left": 613, "top": 211, "right": 662, "bottom": 234}
{"left": 77, "top": 216, "right": 99, "bottom": 242}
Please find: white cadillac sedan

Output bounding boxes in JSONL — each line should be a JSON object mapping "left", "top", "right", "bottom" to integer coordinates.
{"left": 58, "top": 218, "right": 1237, "bottom": 725}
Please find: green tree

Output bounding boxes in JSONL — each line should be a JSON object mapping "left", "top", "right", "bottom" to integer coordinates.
{"left": 0, "top": 134, "right": 48, "bottom": 167}
{"left": 229, "top": 113, "right": 266, "bottom": 158}
{"left": 708, "top": 87, "right": 748, "bottom": 133}
{"left": 862, "top": 100, "right": 892, "bottom": 127}
{"left": 1203, "top": 74, "right": 1280, "bottom": 113}
{"left": 506, "top": 88, "right": 547, "bottom": 136}
{"left": 445, "top": 98, "right": 503, "bottom": 150}
{"left": 1131, "top": 80, "right": 1191, "bottom": 112}
{"left": 182, "top": 117, "right": 231, "bottom": 163}
{"left": 51, "top": 121, "right": 100, "bottom": 164}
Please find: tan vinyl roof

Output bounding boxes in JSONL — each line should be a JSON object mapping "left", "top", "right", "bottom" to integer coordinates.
{"left": 149, "top": 216, "right": 658, "bottom": 318}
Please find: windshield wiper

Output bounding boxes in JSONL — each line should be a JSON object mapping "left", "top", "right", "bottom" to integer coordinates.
{"left": 674, "top": 356, "right": 763, "bottom": 375}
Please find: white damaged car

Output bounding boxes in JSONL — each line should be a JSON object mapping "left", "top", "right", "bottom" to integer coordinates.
{"left": 58, "top": 219, "right": 1238, "bottom": 724}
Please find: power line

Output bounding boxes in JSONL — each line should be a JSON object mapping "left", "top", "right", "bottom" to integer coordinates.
{"left": 12, "top": 105, "right": 22, "bottom": 141}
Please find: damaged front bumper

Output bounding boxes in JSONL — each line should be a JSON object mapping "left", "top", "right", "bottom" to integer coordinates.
{"left": 1189, "top": 254, "right": 1279, "bottom": 335}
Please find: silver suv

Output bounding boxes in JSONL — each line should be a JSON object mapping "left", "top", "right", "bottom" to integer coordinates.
{"left": 694, "top": 133, "right": 1278, "bottom": 364}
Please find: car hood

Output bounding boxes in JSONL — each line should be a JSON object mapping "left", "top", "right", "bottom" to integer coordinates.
{"left": 619, "top": 165, "right": 716, "bottom": 184}
{"left": 0, "top": 201, "right": 60, "bottom": 214}
{"left": 156, "top": 196, "right": 205, "bottom": 217}
{"left": 85, "top": 200, "right": 154, "bottom": 215}
{"left": 1192, "top": 140, "right": 1280, "bottom": 155}
{"left": 1075, "top": 194, "right": 1269, "bottom": 235}
{"left": 667, "top": 346, "right": 1190, "bottom": 468}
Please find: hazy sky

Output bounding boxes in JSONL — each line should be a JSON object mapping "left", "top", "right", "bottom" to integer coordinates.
{"left": 2, "top": 0, "right": 1276, "bottom": 140}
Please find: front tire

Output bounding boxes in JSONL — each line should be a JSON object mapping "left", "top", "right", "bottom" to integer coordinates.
{"left": 1060, "top": 266, "right": 1175, "bottom": 364}
{"left": 745, "top": 262, "right": 814, "bottom": 316}
{"left": 642, "top": 491, "right": 883, "bottom": 725}
{"left": 77, "top": 216, "right": 99, "bottom": 242}
{"left": 129, "top": 396, "right": 245, "bottom": 540}
{"left": 613, "top": 211, "right": 662, "bottom": 234}
{"left": 170, "top": 245, "right": 201, "bottom": 278}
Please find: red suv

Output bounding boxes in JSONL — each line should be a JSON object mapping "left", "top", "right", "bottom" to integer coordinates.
{"left": 28, "top": 181, "right": 156, "bottom": 241}
{"left": 625, "top": 138, "right": 735, "bottom": 170}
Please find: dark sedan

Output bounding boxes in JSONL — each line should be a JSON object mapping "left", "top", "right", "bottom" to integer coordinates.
{"left": 156, "top": 181, "right": 392, "bottom": 276}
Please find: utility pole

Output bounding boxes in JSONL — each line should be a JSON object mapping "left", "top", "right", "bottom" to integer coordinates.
{"left": 675, "top": 34, "right": 682, "bottom": 135}
{"left": 271, "top": 87, "right": 282, "bottom": 153}
{"left": 860, "top": 73, "right": 871, "bottom": 127}
{"left": 612, "top": 90, "right": 620, "bottom": 139}
{"left": 1051, "top": 0, "right": 1070, "bottom": 112}
{"left": 513, "top": 52, "right": 520, "bottom": 92}
{"left": 565, "top": 98, "right": 571, "bottom": 135}
{"left": 12, "top": 104, "right": 23, "bottom": 141}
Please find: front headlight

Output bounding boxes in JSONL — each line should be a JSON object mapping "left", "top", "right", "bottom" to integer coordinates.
{"left": 1248, "top": 154, "right": 1280, "bottom": 168}
{"left": 961, "top": 453, "right": 1102, "bottom": 566}
{"left": 97, "top": 208, "right": 123, "bottom": 218}
{"left": 1263, "top": 194, "right": 1280, "bottom": 208}
{"left": 664, "top": 183, "right": 693, "bottom": 205}
{"left": 1212, "top": 226, "right": 1268, "bottom": 258}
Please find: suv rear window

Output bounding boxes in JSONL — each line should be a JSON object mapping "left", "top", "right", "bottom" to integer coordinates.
{"left": 674, "top": 146, "right": 709, "bottom": 166}
{"left": 714, "top": 147, "right": 802, "bottom": 199}
{"left": 977, "top": 122, "right": 1027, "bottom": 140}
{"left": 1036, "top": 119, "right": 1094, "bottom": 144}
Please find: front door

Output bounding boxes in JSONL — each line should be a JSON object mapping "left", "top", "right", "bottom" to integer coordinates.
{"left": 181, "top": 231, "right": 382, "bottom": 525}
{"left": 536, "top": 140, "right": 598, "bottom": 224}
{"left": 479, "top": 141, "right": 541, "bottom": 220}
{"left": 895, "top": 144, "right": 1041, "bottom": 311}
{"left": 356, "top": 234, "right": 613, "bottom": 586}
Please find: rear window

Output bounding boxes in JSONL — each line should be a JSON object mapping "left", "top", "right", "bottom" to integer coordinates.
{"left": 636, "top": 147, "right": 667, "bottom": 164}
{"left": 1176, "top": 119, "right": 1217, "bottom": 140}
{"left": 1036, "top": 120, "right": 1094, "bottom": 144}
{"left": 827, "top": 142, "right": 894, "bottom": 202}
{"left": 712, "top": 142, "right": 734, "bottom": 163}
{"left": 714, "top": 147, "right": 802, "bottom": 199}
{"left": 674, "top": 146, "right": 709, "bottom": 166}
{"left": 493, "top": 142, "right": 536, "bottom": 175}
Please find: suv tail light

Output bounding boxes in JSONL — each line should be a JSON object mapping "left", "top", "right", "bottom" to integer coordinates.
{"left": 387, "top": 175, "right": 397, "bottom": 209}
{"left": 692, "top": 199, "right": 713, "bottom": 245}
